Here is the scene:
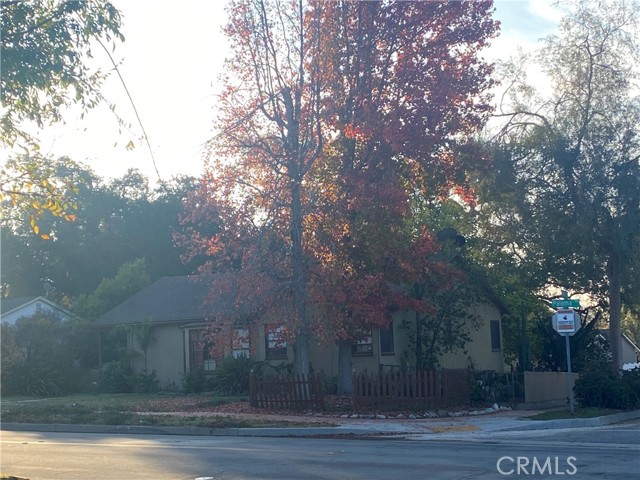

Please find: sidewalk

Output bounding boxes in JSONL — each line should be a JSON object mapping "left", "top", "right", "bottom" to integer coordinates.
{"left": 3, "top": 409, "right": 639, "bottom": 439}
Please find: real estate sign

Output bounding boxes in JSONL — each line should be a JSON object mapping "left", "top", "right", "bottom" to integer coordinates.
{"left": 552, "top": 309, "right": 580, "bottom": 336}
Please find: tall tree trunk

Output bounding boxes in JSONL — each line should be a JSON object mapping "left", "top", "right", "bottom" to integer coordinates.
{"left": 337, "top": 339, "right": 353, "bottom": 395}
{"left": 518, "top": 309, "right": 531, "bottom": 372}
{"left": 608, "top": 253, "right": 623, "bottom": 375}
{"left": 415, "top": 310, "right": 424, "bottom": 370}
{"left": 413, "top": 283, "right": 425, "bottom": 370}
{"left": 290, "top": 178, "right": 310, "bottom": 375}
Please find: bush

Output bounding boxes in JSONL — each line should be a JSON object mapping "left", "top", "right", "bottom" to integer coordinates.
{"left": 322, "top": 373, "right": 338, "bottom": 395}
{"left": 213, "top": 355, "right": 263, "bottom": 395}
{"left": 135, "top": 370, "right": 160, "bottom": 393}
{"left": 471, "top": 370, "right": 522, "bottom": 405}
{"left": 99, "top": 360, "right": 134, "bottom": 393}
{"left": 182, "top": 368, "right": 206, "bottom": 394}
{"left": 6, "top": 362, "right": 65, "bottom": 396}
{"left": 1, "top": 315, "right": 94, "bottom": 396}
{"left": 574, "top": 364, "right": 640, "bottom": 410}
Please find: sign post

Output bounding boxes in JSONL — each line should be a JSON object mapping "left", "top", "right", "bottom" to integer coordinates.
{"left": 552, "top": 302, "right": 580, "bottom": 415}
{"left": 565, "top": 335, "right": 574, "bottom": 415}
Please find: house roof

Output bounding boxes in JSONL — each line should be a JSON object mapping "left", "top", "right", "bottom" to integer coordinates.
{"left": 597, "top": 329, "right": 640, "bottom": 353}
{"left": 1, "top": 296, "right": 39, "bottom": 316}
{"left": 92, "top": 276, "right": 213, "bottom": 327}
{"left": 0, "top": 296, "right": 75, "bottom": 320}
{"left": 92, "top": 274, "right": 266, "bottom": 328}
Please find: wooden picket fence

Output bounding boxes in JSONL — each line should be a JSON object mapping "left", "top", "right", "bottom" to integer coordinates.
{"left": 249, "top": 372, "right": 325, "bottom": 410}
{"left": 352, "top": 369, "right": 470, "bottom": 411}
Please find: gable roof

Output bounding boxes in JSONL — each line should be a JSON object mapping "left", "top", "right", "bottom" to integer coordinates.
{"left": 1, "top": 296, "right": 74, "bottom": 320}
{"left": 93, "top": 276, "right": 213, "bottom": 327}
{"left": 1, "top": 296, "right": 39, "bottom": 316}
{"left": 597, "top": 328, "right": 640, "bottom": 354}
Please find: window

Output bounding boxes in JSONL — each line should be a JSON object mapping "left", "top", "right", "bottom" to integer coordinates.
{"left": 379, "top": 323, "right": 395, "bottom": 356}
{"left": 352, "top": 330, "right": 373, "bottom": 356}
{"left": 265, "top": 326, "right": 288, "bottom": 359}
{"left": 189, "top": 329, "right": 215, "bottom": 371}
{"left": 232, "top": 328, "right": 250, "bottom": 358}
{"left": 490, "top": 320, "right": 502, "bottom": 352}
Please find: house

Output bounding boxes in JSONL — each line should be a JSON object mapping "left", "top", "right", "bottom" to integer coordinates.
{"left": 622, "top": 333, "right": 640, "bottom": 364}
{"left": 0, "top": 296, "right": 75, "bottom": 325}
{"left": 596, "top": 329, "right": 640, "bottom": 365}
{"left": 91, "top": 276, "right": 216, "bottom": 389}
{"left": 93, "top": 275, "right": 506, "bottom": 389}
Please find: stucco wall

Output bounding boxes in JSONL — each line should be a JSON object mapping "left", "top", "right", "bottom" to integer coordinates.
{"left": 257, "top": 303, "right": 503, "bottom": 376}
{"left": 126, "top": 301, "right": 504, "bottom": 388}
{"left": 524, "top": 371, "right": 578, "bottom": 404}
{"left": 130, "top": 324, "right": 185, "bottom": 389}
{"left": 437, "top": 303, "right": 505, "bottom": 372}
{"left": 622, "top": 337, "right": 640, "bottom": 364}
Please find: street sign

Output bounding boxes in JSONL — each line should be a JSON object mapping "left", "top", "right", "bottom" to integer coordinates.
{"left": 552, "top": 309, "right": 580, "bottom": 335}
{"left": 552, "top": 299, "right": 580, "bottom": 308}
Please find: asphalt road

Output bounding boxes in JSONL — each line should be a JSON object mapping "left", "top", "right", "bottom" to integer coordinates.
{"left": 1, "top": 422, "right": 638, "bottom": 480}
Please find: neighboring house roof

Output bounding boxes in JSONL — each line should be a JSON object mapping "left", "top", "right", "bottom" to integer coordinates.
{"left": 625, "top": 333, "right": 640, "bottom": 353}
{"left": 1, "top": 296, "right": 39, "bottom": 316}
{"left": 596, "top": 329, "right": 640, "bottom": 353}
{"left": 93, "top": 276, "right": 213, "bottom": 327}
{"left": 0, "top": 296, "right": 75, "bottom": 322}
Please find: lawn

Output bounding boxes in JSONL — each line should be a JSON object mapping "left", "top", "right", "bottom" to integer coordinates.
{"left": 0, "top": 393, "right": 311, "bottom": 428}
{"left": 525, "top": 407, "right": 621, "bottom": 421}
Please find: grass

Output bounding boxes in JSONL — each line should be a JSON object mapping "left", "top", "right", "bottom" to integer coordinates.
{"left": 0, "top": 393, "right": 316, "bottom": 428}
{"left": 525, "top": 407, "right": 621, "bottom": 421}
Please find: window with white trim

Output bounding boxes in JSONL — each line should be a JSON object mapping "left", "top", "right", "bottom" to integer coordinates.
{"left": 490, "top": 320, "right": 502, "bottom": 352}
{"left": 232, "top": 328, "right": 250, "bottom": 358}
{"left": 189, "top": 329, "right": 215, "bottom": 371}
{"left": 379, "top": 323, "right": 395, "bottom": 356}
{"left": 352, "top": 330, "right": 373, "bottom": 356}
{"left": 265, "top": 326, "right": 288, "bottom": 359}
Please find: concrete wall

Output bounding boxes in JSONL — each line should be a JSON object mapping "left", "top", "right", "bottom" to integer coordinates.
{"left": 524, "top": 371, "right": 579, "bottom": 406}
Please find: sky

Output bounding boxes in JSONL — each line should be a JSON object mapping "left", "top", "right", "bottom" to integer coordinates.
{"left": 37, "top": 0, "right": 566, "bottom": 185}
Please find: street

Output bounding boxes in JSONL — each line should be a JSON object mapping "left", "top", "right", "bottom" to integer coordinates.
{"left": 1, "top": 421, "right": 638, "bottom": 480}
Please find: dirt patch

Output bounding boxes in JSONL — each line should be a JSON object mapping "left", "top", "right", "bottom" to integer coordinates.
{"left": 429, "top": 425, "right": 480, "bottom": 433}
{"left": 135, "top": 395, "right": 494, "bottom": 428}
{"left": 136, "top": 410, "right": 340, "bottom": 426}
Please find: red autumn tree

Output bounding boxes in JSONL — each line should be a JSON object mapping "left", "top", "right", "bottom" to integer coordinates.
{"left": 179, "top": 0, "right": 498, "bottom": 380}
{"left": 307, "top": 0, "right": 498, "bottom": 390}
{"left": 180, "top": 0, "right": 327, "bottom": 375}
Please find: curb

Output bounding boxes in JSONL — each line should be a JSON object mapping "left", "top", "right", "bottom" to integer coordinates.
{"left": 0, "top": 422, "right": 376, "bottom": 438}
{"left": 2, "top": 410, "right": 638, "bottom": 438}
{"left": 504, "top": 410, "right": 640, "bottom": 431}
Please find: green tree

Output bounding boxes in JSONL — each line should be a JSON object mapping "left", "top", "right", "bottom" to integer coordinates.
{"left": 1, "top": 168, "right": 196, "bottom": 298}
{"left": 75, "top": 258, "right": 150, "bottom": 321}
{"left": 1, "top": 0, "right": 123, "bottom": 234}
{"left": 483, "top": 0, "right": 640, "bottom": 373}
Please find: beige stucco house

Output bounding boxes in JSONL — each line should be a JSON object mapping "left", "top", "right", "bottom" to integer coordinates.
{"left": 93, "top": 275, "right": 506, "bottom": 389}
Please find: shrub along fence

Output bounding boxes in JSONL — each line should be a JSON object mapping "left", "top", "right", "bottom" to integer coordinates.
{"left": 249, "top": 372, "right": 325, "bottom": 410}
{"left": 352, "top": 369, "right": 470, "bottom": 412}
